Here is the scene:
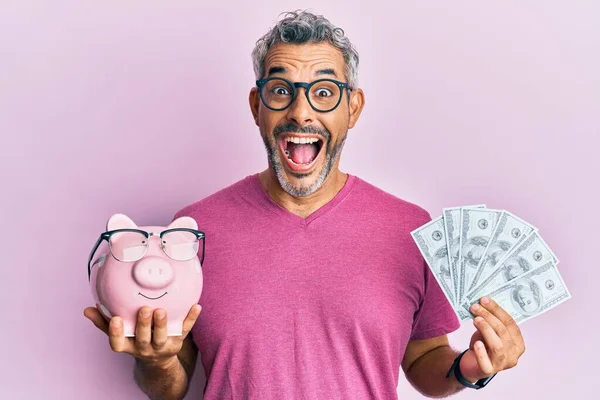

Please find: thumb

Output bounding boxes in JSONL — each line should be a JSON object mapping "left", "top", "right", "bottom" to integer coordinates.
{"left": 84, "top": 306, "right": 109, "bottom": 334}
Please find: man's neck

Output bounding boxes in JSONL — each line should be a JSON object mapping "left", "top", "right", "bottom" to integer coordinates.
{"left": 258, "top": 168, "right": 348, "bottom": 219}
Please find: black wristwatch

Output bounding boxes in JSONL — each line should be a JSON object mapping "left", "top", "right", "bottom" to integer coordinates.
{"left": 446, "top": 349, "right": 497, "bottom": 389}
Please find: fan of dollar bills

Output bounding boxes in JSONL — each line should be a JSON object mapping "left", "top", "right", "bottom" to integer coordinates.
{"left": 411, "top": 205, "right": 571, "bottom": 324}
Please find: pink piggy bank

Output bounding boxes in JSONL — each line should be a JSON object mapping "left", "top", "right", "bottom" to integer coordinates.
{"left": 88, "top": 213, "right": 205, "bottom": 337}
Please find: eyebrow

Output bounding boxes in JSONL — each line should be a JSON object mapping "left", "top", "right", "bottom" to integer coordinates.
{"left": 267, "top": 66, "right": 286, "bottom": 76}
{"left": 315, "top": 68, "right": 337, "bottom": 78}
{"left": 266, "top": 66, "right": 339, "bottom": 78}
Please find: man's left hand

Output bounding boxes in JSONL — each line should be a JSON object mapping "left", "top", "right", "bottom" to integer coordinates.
{"left": 459, "top": 296, "right": 526, "bottom": 382}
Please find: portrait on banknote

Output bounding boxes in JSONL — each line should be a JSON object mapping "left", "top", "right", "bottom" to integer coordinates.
{"left": 462, "top": 236, "right": 489, "bottom": 272}
{"left": 511, "top": 280, "right": 542, "bottom": 316}
{"left": 502, "top": 256, "right": 532, "bottom": 282}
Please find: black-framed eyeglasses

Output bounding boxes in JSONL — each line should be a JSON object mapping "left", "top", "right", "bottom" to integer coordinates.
{"left": 256, "top": 77, "right": 351, "bottom": 113}
{"left": 87, "top": 228, "right": 206, "bottom": 280}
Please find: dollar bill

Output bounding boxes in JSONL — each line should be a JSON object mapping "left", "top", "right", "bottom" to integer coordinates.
{"left": 456, "top": 307, "right": 472, "bottom": 321}
{"left": 464, "top": 231, "right": 559, "bottom": 304}
{"left": 467, "top": 211, "right": 537, "bottom": 294}
{"left": 443, "top": 204, "right": 485, "bottom": 305}
{"left": 457, "top": 208, "right": 503, "bottom": 304}
{"left": 461, "top": 260, "right": 571, "bottom": 324}
{"left": 411, "top": 216, "right": 456, "bottom": 309}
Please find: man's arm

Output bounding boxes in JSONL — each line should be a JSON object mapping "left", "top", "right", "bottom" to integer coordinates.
{"left": 133, "top": 335, "right": 199, "bottom": 400}
{"left": 402, "top": 298, "right": 526, "bottom": 398}
{"left": 84, "top": 302, "right": 203, "bottom": 400}
{"left": 401, "top": 335, "right": 469, "bottom": 398}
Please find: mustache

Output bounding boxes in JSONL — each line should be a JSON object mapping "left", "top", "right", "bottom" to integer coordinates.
{"left": 272, "top": 122, "right": 330, "bottom": 141}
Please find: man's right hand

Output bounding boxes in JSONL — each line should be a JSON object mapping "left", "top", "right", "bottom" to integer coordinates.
{"left": 83, "top": 304, "right": 202, "bottom": 369}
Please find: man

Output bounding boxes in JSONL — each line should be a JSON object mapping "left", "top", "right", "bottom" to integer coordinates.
{"left": 84, "top": 10, "right": 525, "bottom": 399}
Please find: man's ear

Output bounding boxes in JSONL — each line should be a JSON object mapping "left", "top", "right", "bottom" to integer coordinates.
{"left": 249, "top": 87, "right": 260, "bottom": 126}
{"left": 348, "top": 88, "right": 365, "bottom": 129}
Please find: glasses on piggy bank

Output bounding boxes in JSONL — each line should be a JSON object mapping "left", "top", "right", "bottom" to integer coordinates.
{"left": 88, "top": 226, "right": 205, "bottom": 280}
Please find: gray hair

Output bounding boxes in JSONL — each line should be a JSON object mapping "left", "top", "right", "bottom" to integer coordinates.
{"left": 251, "top": 10, "right": 360, "bottom": 89}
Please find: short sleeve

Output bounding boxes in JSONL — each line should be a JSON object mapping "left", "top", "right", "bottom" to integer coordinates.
{"left": 410, "top": 259, "right": 460, "bottom": 340}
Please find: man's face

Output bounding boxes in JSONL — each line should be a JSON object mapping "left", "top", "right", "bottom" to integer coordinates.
{"left": 250, "top": 42, "right": 363, "bottom": 197}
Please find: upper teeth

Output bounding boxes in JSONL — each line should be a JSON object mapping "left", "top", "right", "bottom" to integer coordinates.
{"left": 285, "top": 137, "right": 320, "bottom": 144}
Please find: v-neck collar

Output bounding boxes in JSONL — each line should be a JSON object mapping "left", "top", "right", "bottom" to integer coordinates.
{"left": 250, "top": 172, "right": 357, "bottom": 227}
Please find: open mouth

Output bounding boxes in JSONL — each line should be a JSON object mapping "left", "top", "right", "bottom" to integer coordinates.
{"left": 138, "top": 292, "right": 167, "bottom": 300}
{"left": 279, "top": 134, "right": 324, "bottom": 172}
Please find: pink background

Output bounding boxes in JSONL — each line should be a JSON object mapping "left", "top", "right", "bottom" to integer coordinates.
{"left": 2, "top": 1, "right": 598, "bottom": 398}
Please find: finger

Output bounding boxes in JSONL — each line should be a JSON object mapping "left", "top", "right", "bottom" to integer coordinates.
{"left": 480, "top": 297, "right": 523, "bottom": 344}
{"left": 108, "top": 316, "right": 132, "bottom": 353}
{"left": 135, "top": 307, "right": 154, "bottom": 352}
{"left": 473, "top": 316, "right": 505, "bottom": 361}
{"left": 471, "top": 302, "right": 510, "bottom": 341}
{"left": 152, "top": 309, "right": 168, "bottom": 349}
{"left": 181, "top": 304, "right": 202, "bottom": 338}
{"left": 473, "top": 340, "right": 495, "bottom": 376}
{"left": 83, "top": 307, "right": 109, "bottom": 334}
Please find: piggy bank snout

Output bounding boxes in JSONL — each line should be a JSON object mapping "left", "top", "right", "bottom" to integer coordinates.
{"left": 132, "top": 257, "right": 175, "bottom": 289}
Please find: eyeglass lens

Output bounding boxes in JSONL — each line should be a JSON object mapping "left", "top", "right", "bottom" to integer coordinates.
{"left": 161, "top": 230, "right": 199, "bottom": 261}
{"left": 109, "top": 231, "right": 148, "bottom": 262}
{"left": 261, "top": 79, "right": 341, "bottom": 111}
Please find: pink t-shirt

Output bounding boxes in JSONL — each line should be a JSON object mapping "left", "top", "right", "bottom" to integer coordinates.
{"left": 174, "top": 173, "right": 459, "bottom": 399}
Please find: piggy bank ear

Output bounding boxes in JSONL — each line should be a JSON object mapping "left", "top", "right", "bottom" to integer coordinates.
{"left": 106, "top": 213, "right": 138, "bottom": 231}
{"left": 167, "top": 216, "right": 198, "bottom": 230}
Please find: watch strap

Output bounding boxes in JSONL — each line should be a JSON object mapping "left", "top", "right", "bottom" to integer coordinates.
{"left": 446, "top": 349, "right": 497, "bottom": 389}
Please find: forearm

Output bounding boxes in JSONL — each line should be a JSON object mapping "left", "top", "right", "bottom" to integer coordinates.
{"left": 404, "top": 345, "right": 471, "bottom": 398}
{"left": 133, "top": 356, "right": 190, "bottom": 400}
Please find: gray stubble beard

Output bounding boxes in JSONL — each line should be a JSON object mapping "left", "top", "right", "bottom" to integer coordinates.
{"left": 261, "top": 133, "right": 347, "bottom": 197}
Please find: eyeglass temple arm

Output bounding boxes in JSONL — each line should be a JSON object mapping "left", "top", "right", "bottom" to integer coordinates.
{"left": 200, "top": 236, "right": 206, "bottom": 266}
{"left": 87, "top": 236, "right": 104, "bottom": 281}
